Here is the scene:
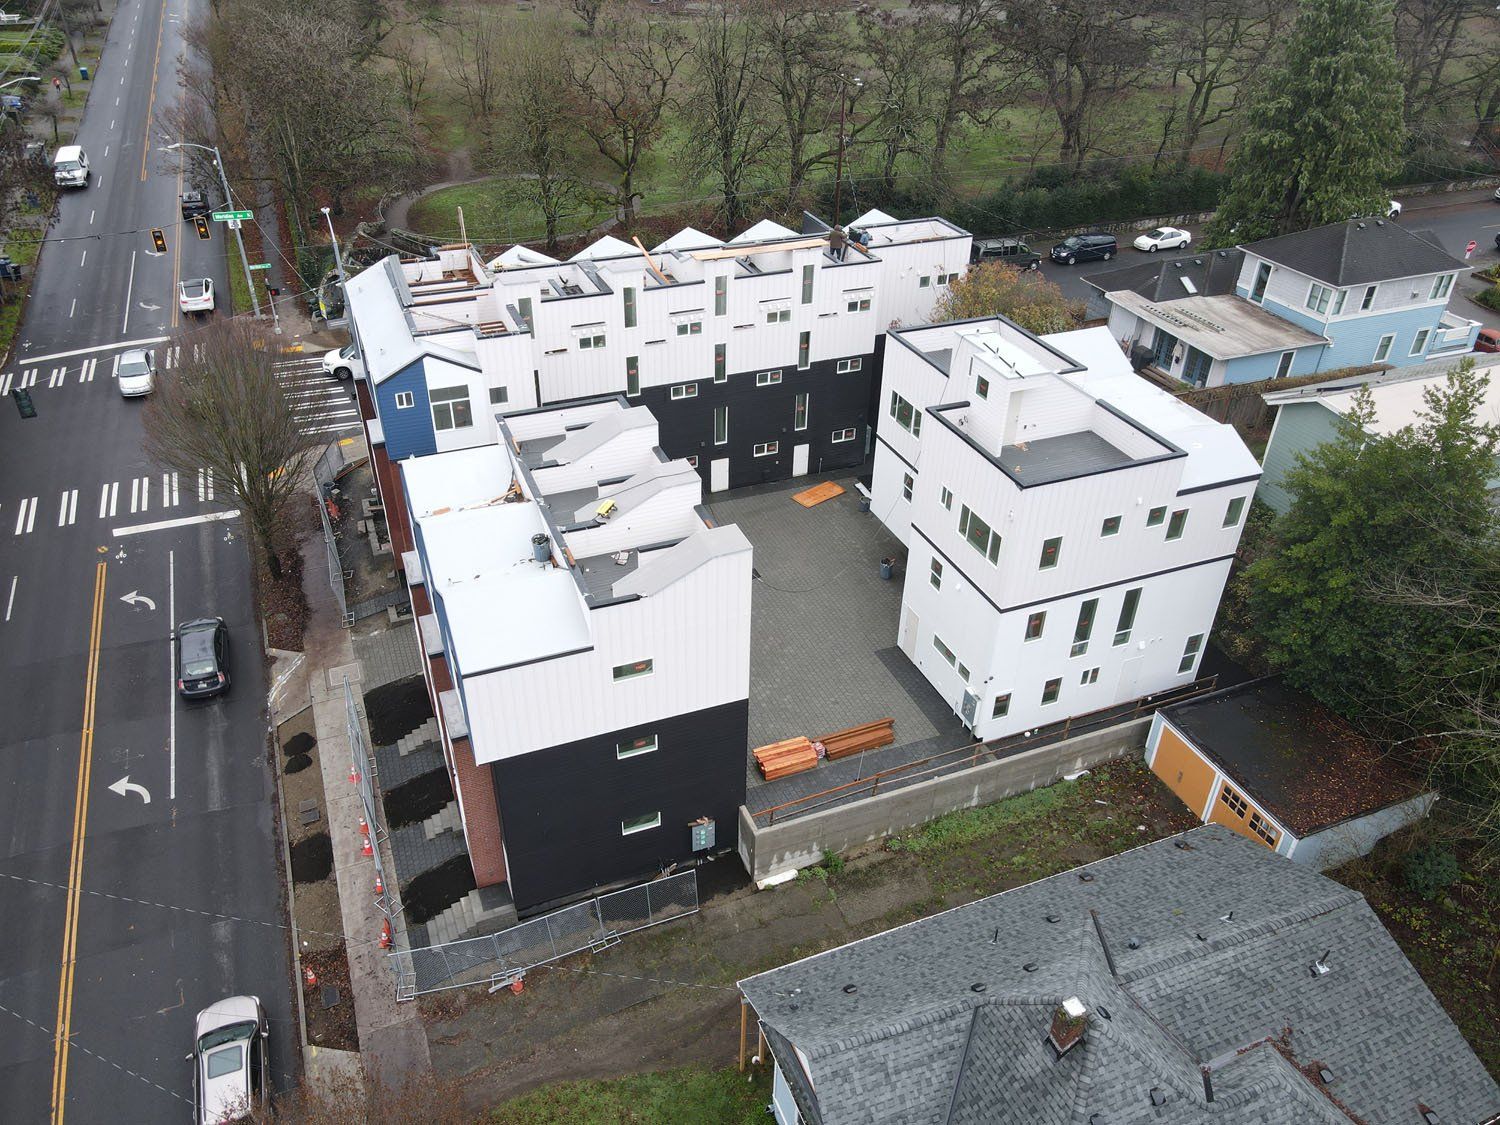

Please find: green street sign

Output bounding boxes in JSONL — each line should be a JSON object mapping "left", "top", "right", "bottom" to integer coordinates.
{"left": 211, "top": 209, "right": 253, "bottom": 221}
{"left": 248, "top": 263, "right": 271, "bottom": 271}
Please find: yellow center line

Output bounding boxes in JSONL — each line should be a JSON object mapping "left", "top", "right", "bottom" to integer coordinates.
{"left": 51, "top": 562, "right": 107, "bottom": 1124}
{"left": 139, "top": 0, "right": 168, "bottom": 183}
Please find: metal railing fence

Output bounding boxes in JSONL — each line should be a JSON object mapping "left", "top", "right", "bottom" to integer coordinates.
{"left": 343, "top": 677, "right": 395, "bottom": 918}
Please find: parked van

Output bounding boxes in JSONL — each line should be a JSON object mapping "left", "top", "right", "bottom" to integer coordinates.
{"left": 1049, "top": 231, "right": 1116, "bottom": 265}
{"left": 53, "top": 145, "right": 89, "bottom": 188}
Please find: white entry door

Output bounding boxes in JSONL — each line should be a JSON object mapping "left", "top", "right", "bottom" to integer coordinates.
{"left": 709, "top": 457, "right": 729, "bottom": 492}
{"left": 900, "top": 606, "right": 919, "bottom": 659}
{"left": 1117, "top": 656, "right": 1143, "bottom": 701}
{"left": 792, "top": 443, "right": 810, "bottom": 476}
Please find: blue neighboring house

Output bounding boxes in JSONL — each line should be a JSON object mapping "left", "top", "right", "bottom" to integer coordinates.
{"left": 1092, "top": 218, "right": 1480, "bottom": 388}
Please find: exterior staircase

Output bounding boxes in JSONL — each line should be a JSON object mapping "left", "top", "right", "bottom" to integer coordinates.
{"left": 423, "top": 885, "right": 518, "bottom": 946}
{"left": 397, "top": 717, "right": 439, "bottom": 756}
{"left": 420, "top": 800, "right": 463, "bottom": 841}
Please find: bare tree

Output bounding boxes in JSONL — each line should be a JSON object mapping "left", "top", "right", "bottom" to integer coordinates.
{"left": 568, "top": 4, "right": 688, "bottom": 226}
{"left": 382, "top": 38, "right": 431, "bottom": 118}
{"left": 1007, "top": 0, "right": 1160, "bottom": 171}
{"left": 142, "top": 320, "right": 321, "bottom": 580}
{"left": 444, "top": 5, "right": 505, "bottom": 127}
{"left": 908, "top": 0, "right": 1012, "bottom": 177}
{"left": 570, "top": 0, "right": 605, "bottom": 36}
{"left": 1393, "top": 0, "right": 1485, "bottom": 132}
{"left": 857, "top": 7, "right": 938, "bottom": 194}
{"left": 748, "top": 0, "right": 846, "bottom": 207}
{"left": 683, "top": 0, "right": 777, "bottom": 229}
{"left": 487, "top": 15, "right": 591, "bottom": 251}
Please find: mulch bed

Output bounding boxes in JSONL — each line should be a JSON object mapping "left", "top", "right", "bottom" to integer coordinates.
{"left": 364, "top": 675, "right": 433, "bottom": 747}
{"left": 402, "top": 854, "right": 477, "bottom": 924}
{"left": 260, "top": 545, "right": 309, "bottom": 651}
{"left": 290, "top": 832, "right": 333, "bottom": 885}
{"left": 383, "top": 767, "right": 455, "bottom": 829}
{"left": 302, "top": 944, "right": 359, "bottom": 1052}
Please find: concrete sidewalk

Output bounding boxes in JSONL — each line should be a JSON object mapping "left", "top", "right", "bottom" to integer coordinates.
{"left": 299, "top": 534, "right": 432, "bottom": 1087}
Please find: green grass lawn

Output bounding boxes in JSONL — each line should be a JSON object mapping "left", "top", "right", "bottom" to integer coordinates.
{"left": 489, "top": 1066, "right": 771, "bottom": 1125}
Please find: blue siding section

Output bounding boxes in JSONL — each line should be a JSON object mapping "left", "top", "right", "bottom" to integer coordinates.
{"left": 1220, "top": 345, "right": 1326, "bottom": 386}
{"left": 1259, "top": 402, "right": 1344, "bottom": 513}
{"left": 1323, "top": 304, "right": 1451, "bottom": 369}
{"left": 374, "top": 359, "right": 437, "bottom": 460}
{"left": 1258, "top": 297, "right": 1325, "bottom": 336}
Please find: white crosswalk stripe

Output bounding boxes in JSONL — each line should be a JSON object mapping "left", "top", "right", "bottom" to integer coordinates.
{"left": 13, "top": 496, "right": 37, "bottom": 535}
{"left": 0, "top": 372, "right": 10, "bottom": 394}
{"left": 197, "top": 468, "right": 214, "bottom": 502}
{"left": 48, "top": 366, "right": 66, "bottom": 388}
{"left": 111, "top": 354, "right": 121, "bottom": 379}
{"left": 129, "top": 475, "right": 150, "bottom": 513}
{"left": 98, "top": 481, "right": 119, "bottom": 519}
{"left": 20, "top": 368, "right": 37, "bottom": 388}
{"left": 57, "top": 489, "right": 78, "bottom": 526}
{"left": 162, "top": 471, "right": 180, "bottom": 507}
{"left": 79, "top": 358, "right": 98, "bottom": 382}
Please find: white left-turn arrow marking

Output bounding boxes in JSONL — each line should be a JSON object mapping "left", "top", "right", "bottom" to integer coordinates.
{"left": 120, "top": 590, "right": 157, "bottom": 610}
{"left": 108, "top": 776, "right": 151, "bottom": 803}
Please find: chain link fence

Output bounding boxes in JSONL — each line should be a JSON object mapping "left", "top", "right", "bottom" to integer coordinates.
{"left": 389, "top": 869, "right": 699, "bottom": 1001}
{"left": 313, "top": 441, "right": 356, "bottom": 628}
{"left": 344, "top": 677, "right": 395, "bottom": 918}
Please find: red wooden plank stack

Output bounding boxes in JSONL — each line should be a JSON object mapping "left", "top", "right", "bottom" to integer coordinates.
{"left": 753, "top": 736, "right": 818, "bottom": 780}
{"left": 818, "top": 719, "right": 896, "bottom": 761}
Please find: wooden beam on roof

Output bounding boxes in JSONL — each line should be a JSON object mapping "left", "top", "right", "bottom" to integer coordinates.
{"left": 690, "top": 235, "right": 830, "bottom": 261}
{"left": 631, "top": 236, "right": 673, "bottom": 286}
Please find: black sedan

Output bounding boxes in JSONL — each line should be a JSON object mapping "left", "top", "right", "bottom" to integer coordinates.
{"left": 175, "top": 617, "right": 230, "bottom": 699}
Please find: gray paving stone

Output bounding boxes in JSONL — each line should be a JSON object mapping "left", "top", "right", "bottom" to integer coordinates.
{"left": 351, "top": 619, "right": 423, "bottom": 693}
{"left": 374, "top": 739, "right": 445, "bottom": 790}
{"left": 391, "top": 818, "right": 468, "bottom": 886}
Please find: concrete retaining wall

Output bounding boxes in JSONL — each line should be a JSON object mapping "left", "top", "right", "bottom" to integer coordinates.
{"left": 737, "top": 718, "right": 1151, "bottom": 882}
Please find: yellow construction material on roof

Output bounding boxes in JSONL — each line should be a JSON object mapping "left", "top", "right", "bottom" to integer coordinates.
{"left": 792, "top": 481, "right": 845, "bottom": 508}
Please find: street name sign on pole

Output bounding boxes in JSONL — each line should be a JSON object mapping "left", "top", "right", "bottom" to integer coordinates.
{"left": 248, "top": 263, "right": 271, "bottom": 271}
{"left": 211, "top": 209, "right": 253, "bottom": 222}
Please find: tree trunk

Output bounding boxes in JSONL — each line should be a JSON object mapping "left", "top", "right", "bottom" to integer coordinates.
{"left": 265, "top": 544, "right": 283, "bottom": 582}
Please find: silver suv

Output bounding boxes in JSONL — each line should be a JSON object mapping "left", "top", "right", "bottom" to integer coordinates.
{"left": 189, "top": 995, "right": 269, "bottom": 1123}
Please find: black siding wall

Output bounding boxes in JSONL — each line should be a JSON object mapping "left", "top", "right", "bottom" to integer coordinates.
{"left": 637, "top": 354, "right": 875, "bottom": 490}
{"left": 491, "top": 698, "right": 749, "bottom": 912}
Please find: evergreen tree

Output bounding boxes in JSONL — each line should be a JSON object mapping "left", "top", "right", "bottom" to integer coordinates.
{"left": 1204, "top": 0, "right": 1404, "bottom": 245}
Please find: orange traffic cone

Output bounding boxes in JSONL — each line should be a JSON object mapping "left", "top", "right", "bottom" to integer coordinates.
{"left": 380, "top": 919, "right": 392, "bottom": 949}
{"left": 304, "top": 965, "right": 317, "bottom": 989}
{"left": 361, "top": 835, "right": 373, "bottom": 857}
{"left": 374, "top": 873, "right": 384, "bottom": 895}
{"left": 358, "top": 816, "right": 369, "bottom": 838}
{"left": 349, "top": 765, "right": 359, "bottom": 785}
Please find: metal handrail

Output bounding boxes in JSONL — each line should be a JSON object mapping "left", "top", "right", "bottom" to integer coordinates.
{"left": 752, "top": 676, "right": 1220, "bottom": 825}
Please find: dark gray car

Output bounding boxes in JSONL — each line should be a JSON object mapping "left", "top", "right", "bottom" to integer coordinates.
{"left": 176, "top": 617, "right": 230, "bottom": 699}
{"left": 1050, "top": 232, "right": 1117, "bottom": 265}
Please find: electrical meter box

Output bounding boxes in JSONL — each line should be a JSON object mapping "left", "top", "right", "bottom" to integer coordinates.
{"left": 689, "top": 818, "right": 715, "bottom": 852}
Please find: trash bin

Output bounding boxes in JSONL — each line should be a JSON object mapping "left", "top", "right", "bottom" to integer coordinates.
{"left": 79, "top": 65, "right": 89, "bottom": 81}
{"left": 858, "top": 496, "right": 871, "bottom": 513}
{"left": 879, "top": 557, "right": 895, "bottom": 580}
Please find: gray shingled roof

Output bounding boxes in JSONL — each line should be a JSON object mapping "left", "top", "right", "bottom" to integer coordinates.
{"left": 1240, "top": 220, "right": 1465, "bottom": 287}
{"left": 740, "top": 825, "right": 1499, "bottom": 1125}
{"left": 1086, "top": 250, "right": 1245, "bottom": 301}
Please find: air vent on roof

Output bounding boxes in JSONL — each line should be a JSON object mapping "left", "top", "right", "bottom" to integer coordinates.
{"left": 1173, "top": 840, "right": 1194, "bottom": 851}
{"left": 1023, "top": 962, "right": 1038, "bottom": 973}
{"left": 1046, "top": 914, "right": 1060, "bottom": 924}
{"left": 1220, "top": 911, "right": 1234, "bottom": 923}
{"left": 1150, "top": 1088, "right": 1167, "bottom": 1107}
{"left": 1318, "top": 1067, "right": 1334, "bottom": 1084}
{"left": 1310, "top": 949, "right": 1332, "bottom": 977}
{"left": 531, "top": 533, "right": 551, "bottom": 563}
{"left": 1089, "top": 1116, "right": 1108, "bottom": 1125}
{"left": 1126, "top": 937, "right": 1141, "bottom": 950}
{"left": 970, "top": 982, "right": 987, "bottom": 993}
{"left": 843, "top": 984, "right": 858, "bottom": 995}
{"left": 1078, "top": 871, "right": 1095, "bottom": 883}
{"left": 1419, "top": 1107, "right": 1440, "bottom": 1125}
{"left": 1097, "top": 1006, "right": 1111, "bottom": 1021}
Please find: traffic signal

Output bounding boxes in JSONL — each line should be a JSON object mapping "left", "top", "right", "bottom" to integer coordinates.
{"left": 150, "top": 227, "right": 166, "bottom": 254}
{"left": 194, "top": 215, "right": 211, "bottom": 240}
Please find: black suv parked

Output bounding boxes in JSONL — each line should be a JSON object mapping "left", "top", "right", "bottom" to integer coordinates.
{"left": 1049, "top": 232, "right": 1117, "bottom": 265}
{"left": 179, "top": 190, "right": 211, "bottom": 220}
{"left": 175, "top": 617, "right": 230, "bottom": 699}
{"left": 970, "top": 237, "right": 1041, "bottom": 271}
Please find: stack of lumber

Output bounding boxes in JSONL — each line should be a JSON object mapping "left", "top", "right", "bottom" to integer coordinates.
{"left": 754, "top": 736, "right": 818, "bottom": 780}
{"left": 818, "top": 719, "right": 896, "bottom": 761}
{"left": 792, "top": 481, "right": 845, "bottom": 508}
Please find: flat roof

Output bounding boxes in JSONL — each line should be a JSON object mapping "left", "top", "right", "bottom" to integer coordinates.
{"left": 1160, "top": 678, "right": 1425, "bottom": 835}
{"left": 1000, "top": 430, "right": 1133, "bottom": 485}
{"left": 1263, "top": 357, "right": 1500, "bottom": 437}
{"left": 1106, "top": 291, "right": 1327, "bottom": 360}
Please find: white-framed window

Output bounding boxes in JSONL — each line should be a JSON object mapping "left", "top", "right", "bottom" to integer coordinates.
{"left": 801, "top": 264, "right": 815, "bottom": 304}
{"left": 756, "top": 370, "right": 782, "bottom": 386}
{"left": 1178, "top": 633, "right": 1204, "bottom": 674}
{"left": 932, "top": 635, "right": 969, "bottom": 681}
{"left": 831, "top": 427, "right": 855, "bottom": 442}
{"left": 617, "top": 735, "right": 658, "bottom": 760}
{"left": 1080, "top": 667, "right": 1099, "bottom": 685}
{"left": 1039, "top": 536, "right": 1062, "bottom": 570}
{"left": 1113, "top": 588, "right": 1141, "bottom": 646}
{"left": 626, "top": 356, "right": 641, "bottom": 396}
{"left": 671, "top": 382, "right": 699, "bottom": 400}
{"left": 1041, "top": 677, "right": 1061, "bottom": 704}
{"left": 612, "top": 659, "right": 654, "bottom": 682}
{"left": 676, "top": 320, "right": 703, "bottom": 336}
{"left": 1275, "top": 351, "right": 1295, "bottom": 379}
{"left": 959, "top": 504, "right": 1001, "bottom": 564}
{"left": 577, "top": 332, "right": 606, "bottom": 349}
{"left": 714, "top": 406, "right": 728, "bottom": 445}
{"left": 430, "top": 386, "right": 473, "bottom": 431}
{"left": 918, "top": 275, "right": 931, "bottom": 288}
{"left": 902, "top": 472, "right": 914, "bottom": 501}
{"left": 846, "top": 296, "right": 871, "bottom": 313}
{"left": 940, "top": 486, "right": 953, "bottom": 511}
{"left": 1100, "top": 514, "right": 1121, "bottom": 537}
{"left": 621, "top": 811, "right": 661, "bottom": 835}
{"left": 1373, "top": 334, "right": 1394, "bottom": 363}
{"left": 836, "top": 358, "right": 862, "bottom": 374}
{"left": 685, "top": 455, "right": 699, "bottom": 468}
{"left": 794, "top": 393, "right": 808, "bottom": 431}
{"left": 1025, "top": 611, "right": 1046, "bottom": 641}
{"left": 929, "top": 557, "right": 943, "bottom": 589}
{"left": 889, "top": 391, "right": 922, "bottom": 437}
{"left": 1223, "top": 496, "right": 1245, "bottom": 527}
{"left": 798, "top": 331, "right": 810, "bottom": 370}
{"left": 765, "top": 308, "right": 791, "bottom": 324}
{"left": 393, "top": 391, "right": 414, "bottom": 409}
{"left": 753, "top": 441, "right": 779, "bottom": 457}
{"left": 991, "top": 693, "right": 1011, "bottom": 719}
{"left": 937, "top": 272, "right": 957, "bottom": 285}
{"left": 1305, "top": 283, "right": 1333, "bottom": 314}
{"left": 714, "top": 275, "right": 728, "bottom": 316}
{"left": 976, "top": 375, "right": 990, "bottom": 400}
{"left": 1429, "top": 274, "right": 1454, "bottom": 300}
{"left": 714, "top": 343, "right": 727, "bottom": 383}
{"left": 1166, "top": 508, "right": 1188, "bottom": 541}
{"left": 1360, "top": 284, "right": 1378, "bottom": 310}
{"left": 1410, "top": 328, "right": 1431, "bottom": 356}
{"left": 1331, "top": 289, "right": 1347, "bottom": 316}
{"left": 1071, "top": 599, "right": 1098, "bottom": 657}
{"left": 623, "top": 286, "right": 637, "bottom": 327}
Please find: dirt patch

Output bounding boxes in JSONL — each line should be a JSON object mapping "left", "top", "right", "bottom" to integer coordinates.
{"left": 260, "top": 541, "right": 310, "bottom": 652}
{"left": 284, "top": 753, "right": 313, "bottom": 775}
{"left": 302, "top": 944, "right": 359, "bottom": 1052}
{"left": 290, "top": 832, "right": 333, "bottom": 884}
{"left": 403, "top": 854, "right": 476, "bottom": 923}
{"left": 383, "top": 767, "right": 455, "bottom": 829}
{"left": 364, "top": 675, "right": 432, "bottom": 747}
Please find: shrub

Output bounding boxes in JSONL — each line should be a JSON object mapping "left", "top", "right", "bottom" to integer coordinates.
{"left": 1403, "top": 846, "right": 1461, "bottom": 900}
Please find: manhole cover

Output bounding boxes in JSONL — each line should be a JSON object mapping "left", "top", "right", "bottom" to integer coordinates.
{"left": 327, "top": 663, "right": 361, "bottom": 689}
{"left": 321, "top": 986, "right": 341, "bottom": 1009}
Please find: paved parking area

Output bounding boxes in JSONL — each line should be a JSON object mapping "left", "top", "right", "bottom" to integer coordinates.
{"left": 703, "top": 471, "right": 968, "bottom": 802}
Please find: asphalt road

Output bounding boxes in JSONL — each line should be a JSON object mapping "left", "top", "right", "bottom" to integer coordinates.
{"left": 1035, "top": 188, "right": 1500, "bottom": 319}
{"left": 0, "top": 0, "right": 308, "bottom": 1118}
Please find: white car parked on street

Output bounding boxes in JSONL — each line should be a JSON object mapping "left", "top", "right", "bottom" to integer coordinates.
{"left": 1133, "top": 226, "right": 1192, "bottom": 253}
{"left": 1387, "top": 200, "right": 1402, "bottom": 219}
{"left": 189, "top": 995, "right": 269, "bottom": 1124}
{"left": 117, "top": 348, "right": 156, "bottom": 397}
{"left": 179, "top": 277, "right": 215, "bottom": 316}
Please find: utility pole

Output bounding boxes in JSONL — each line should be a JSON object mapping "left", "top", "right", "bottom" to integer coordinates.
{"left": 166, "top": 141, "right": 260, "bottom": 318}
{"left": 831, "top": 74, "right": 863, "bottom": 231}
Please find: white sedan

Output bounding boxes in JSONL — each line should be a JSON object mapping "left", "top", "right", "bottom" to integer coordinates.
{"left": 1387, "top": 200, "right": 1402, "bottom": 219}
{"left": 1133, "top": 226, "right": 1192, "bottom": 253}
{"left": 179, "top": 277, "right": 215, "bottom": 315}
